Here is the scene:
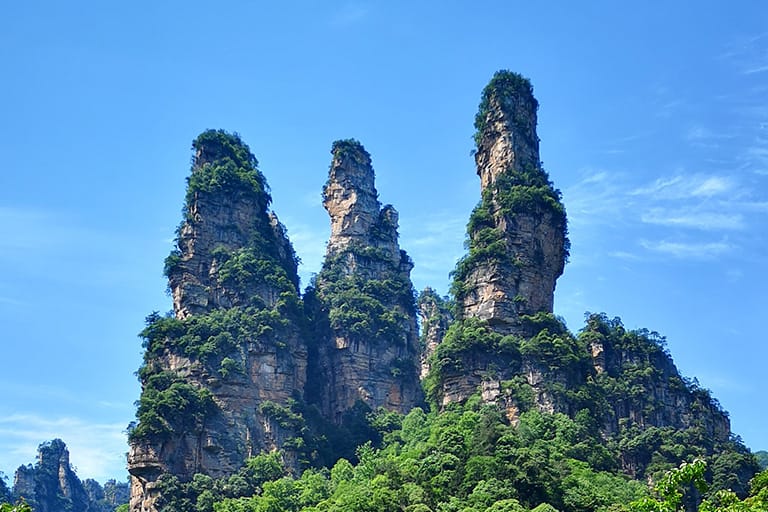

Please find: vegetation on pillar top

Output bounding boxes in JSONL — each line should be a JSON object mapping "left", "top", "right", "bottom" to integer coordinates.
{"left": 331, "top": 138, "right": 372, "bottom": 167}
{"left": 474, "top": 70, "right": 538, "bottom": 148}
{"left": 187, "top": 129, "right": 271, "bottom": 210}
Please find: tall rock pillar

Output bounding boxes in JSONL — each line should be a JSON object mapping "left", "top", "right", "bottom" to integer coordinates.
{"left": 454, "top": 71, "right": 569, "bottom": 334}
{"left": 128, "top": 130, "right": 307, "bottom": 512}
{"left": 309, "top": 139, "right": 422, "bottom": 424}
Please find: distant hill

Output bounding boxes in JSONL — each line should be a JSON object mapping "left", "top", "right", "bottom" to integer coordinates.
{"left": 3, "top": 439, "right": 128, "bottom": 512}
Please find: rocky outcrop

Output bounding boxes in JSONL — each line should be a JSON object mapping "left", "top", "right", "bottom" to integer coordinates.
{"left": 430, "top": 71, "right": 571, "bottom": 409}
{"left": 583, "top": 314, "right": 731, "bottom": 438}
{"left": 12, "top": 439, "right": 93, "bottom": 512}
{"left": 456, "top": 71, "right": 568, "bottom": 334}
{"left": 309, "top": 140, "right": 422, "bottom": 423}
{"left": 128, "top": 130, "right": 307, "bottom": 512}
{"left": 168, "top": 133, "right": 299, "bottom": 318}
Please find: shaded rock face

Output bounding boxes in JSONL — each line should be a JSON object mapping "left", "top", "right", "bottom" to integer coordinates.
{"left": 128, "top": 131, "right": 307, "bottom": 512}
{"left": 309, "top": 140, "right": 423, "bottom": 423}
{"left": 417, "top": 288, "right": 452, "bottom": 379}
{"left": 12, "top": 439, "right": 92, "bottom": 512}
{"left": 459, "top": 72, "right": 568, "bottom": 335}
{"left": 587, "top": 322, "right": 730, "bottom": 439}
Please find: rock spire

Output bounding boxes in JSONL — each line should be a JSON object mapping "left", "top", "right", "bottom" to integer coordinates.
{"left": 454, "top": 70, "right": 569, "bottom": 334}
{"left": 128, "top": 130, "right": 307, "bottom": 512}
{"left": 308, "top": 139, "right": 423, "bottom": 423}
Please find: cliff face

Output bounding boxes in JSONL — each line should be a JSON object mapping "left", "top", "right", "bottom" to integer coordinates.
{"left": 128, "top": 131, "right": 307, "bottom": 512}
{"left": 308, "top": 140, "right": 422, "bottom": 423}
{"left": 417, "top": 288, "right": 452, "bottom": 380}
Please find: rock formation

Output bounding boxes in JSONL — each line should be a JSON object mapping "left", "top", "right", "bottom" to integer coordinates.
{"left": 308, "top": 140, "right": 423, "bottom": 423}
{"left": 424, "top": 71, "right": 738, "bottom": 482}
{"left": 11, "top": 439, "right": 94, "bottom": 512}
{"left": 125, "top": 73, "right": 755, "bottom": 511}
{"left": 128, "top": 130, "right": 307, "bottom": 512}
{"left": 455, "top": 71, "right": 568, "bottom": 334}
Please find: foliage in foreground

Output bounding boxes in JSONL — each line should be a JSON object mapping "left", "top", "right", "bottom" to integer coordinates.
{"left": 629, "top": 459, "right": 768, "bottom": 512}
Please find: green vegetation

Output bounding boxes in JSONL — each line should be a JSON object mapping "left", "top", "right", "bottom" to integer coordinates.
{"left": 129, "top": 370, "right": 214, "bottom": 441}
{"left": 474, "top": 70, "right": 537, "bottom": 147}
{"left": 187, "top": 129, "right": 270, "bottom": 210}
{"left": 0, "top": 499, "right": 31, "bottom": 512}
{"left": 151, "top": 405, "right": 655, "bottom": 512}
{"left": 312, "top": 231, "right": 416, "bottom": 348}
{"left": 144, "top": 399, "right": 763, "bottom": 512}
{"left": 628, "top": 459, "right": 768, "bottom": 511}
{"left": 755, "top": 451, "right": 768, "bottom": 470}
{"left": 330, "top": 138, "right": 371, "bottom": 167}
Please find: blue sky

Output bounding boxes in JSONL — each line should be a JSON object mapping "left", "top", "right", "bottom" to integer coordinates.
{"left": 1, "top": 1, "right": 766, "bottom": 483}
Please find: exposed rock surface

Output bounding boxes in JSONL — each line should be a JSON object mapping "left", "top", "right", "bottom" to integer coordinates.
{"left": 128, "top": 131, "right": 307, "bottom": 512}
{"left": 457, "top": 72, "right": 568, "bottom": 333}
{"left": 308, "top": 140, "right": 423, "bottom": 423}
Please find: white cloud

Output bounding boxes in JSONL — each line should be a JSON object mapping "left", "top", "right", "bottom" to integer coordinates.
{"left": 639, "top": 239, "right": 733, "bottom": 259}
{"left": 607, "top": 251, "right": 641, "bottom": 260}
{"left": 630, "top": 174, "right": 735, "bottom": 200}
{"left": 640, "top": 208, "right": 745, "bottom": 230}
{"left": 691, "top": 177, "right": 734, "bottom": 197}
{"left": 562, "top": 170, "right": 630, "bottom": 227}
{"left": 0, "top": 414, "right": 127, "bottom": 482}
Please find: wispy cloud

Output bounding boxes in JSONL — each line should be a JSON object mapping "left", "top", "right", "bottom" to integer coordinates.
{"left": 562, "top": 170, "right": 631, "bottom": 228}
{"left": 0, "top": 414, "right": 127, "bottom": 482}
{"left": 640, "top": 208, "right": 745, "bottom": 231}
{"left": 630, "top": 174, "right": 735, "bottom": 199}
{"left": 639, "top": 239, "right": 733, "bottom": 259}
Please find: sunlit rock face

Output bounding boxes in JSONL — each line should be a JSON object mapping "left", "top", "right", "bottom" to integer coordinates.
{"left": 308, "top": 140, "right": 423, "bottom": 423}
{"left": 458, "top": 72, "right": 568, "bottom": 335}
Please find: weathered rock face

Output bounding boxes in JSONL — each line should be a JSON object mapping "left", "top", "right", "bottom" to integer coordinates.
{"left": 12, "top": 439, "right": 92, "bottom": 512}
{"left": 585, "top": 316, "right": 731, "bottom": 435}
{"left": 309, "top": 140, "right": 423, "bottom": 423}
{"left": 457, "top": 71, "right": 568, "bottom": 334}
{"left": 128, "top": 130, "right": 307, "bottom": 512}
{"left": 168, "top": 136, "right": 299, "bottom": 319}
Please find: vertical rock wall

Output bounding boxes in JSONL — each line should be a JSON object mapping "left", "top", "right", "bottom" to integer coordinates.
{"left": 310, "top": 140, "right": 422, "bottom": 423}
{"left": 128, "top": 131, "right": 307, "bottom": 512}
